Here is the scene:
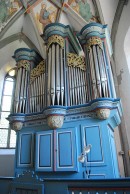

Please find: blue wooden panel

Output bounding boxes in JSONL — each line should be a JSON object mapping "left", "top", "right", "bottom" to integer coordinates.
{"left": 39, "top": 134, "right": 51, "bottom": 167}
{"left": 84, "top": 126, "right": 103, "bottom": 162}
{"left": 56, "top": 128, "right": 77, "bottom": 171}
{"left": 108, "top": 125, "right": 119, "bottom": 178}
{"left": 58, "top": 132, "right": 72, "bottom": 166}
{"left": 35, "top": 131, "right": 53, "bottom": 171}
{"left": 18, "top": 133, "right": 33, "bottom": 166}
{"left": 88, "top": 175, "right": 105, "bottom": 179}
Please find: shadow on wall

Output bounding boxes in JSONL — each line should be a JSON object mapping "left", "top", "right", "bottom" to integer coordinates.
{"left": 0, "top": 154, "right": 15, "bottom": 177}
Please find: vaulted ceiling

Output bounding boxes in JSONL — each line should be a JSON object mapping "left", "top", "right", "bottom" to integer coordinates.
{"left": 0, "top": 0, "right": 127, "bottom": 76}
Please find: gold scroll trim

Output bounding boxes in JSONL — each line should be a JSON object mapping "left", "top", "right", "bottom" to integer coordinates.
{"left": 30, "top": 60, "right": 45, "bottom": 83}
{"left": 67, "top": 53, "right": 86, "bottom": 71}
{"left": 86, "top": 37, "right": 103, "bottom": 51}
{"left": 47, "top": 35, "right": 64, "bottom": 50}
{"left": 17, "top": 60, "right": 30, "bottom": 70}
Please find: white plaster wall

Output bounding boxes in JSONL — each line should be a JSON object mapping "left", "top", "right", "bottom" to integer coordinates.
{"left": 1, "top": 15, "right": 24, "bottom": 40}
{"left": 115, "top": 1, "right": 130, "bottom": 146}
{"left": 23, "top": 14, "right": 45, "bottom": 58}
{"left": 124, "top": 27, "right": 130, "bottom": 73}
{"left": 0, "top": 149, "right": 15, "bottom": 177}
{"left": 98, "top": 0, "right": 119, "bottom": 33}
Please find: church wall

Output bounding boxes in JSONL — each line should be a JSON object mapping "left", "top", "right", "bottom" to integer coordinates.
{"left": 114, "top": 0, "right": 130, "bottom": 175}
{"left": 98, "top": 0, "right": 119, "bottom": 33}
{"left": 0, "top": 149, "right": 15, "bottom": 177}
{"left": 115, "top": 1, "right": 130, "bottom": 145}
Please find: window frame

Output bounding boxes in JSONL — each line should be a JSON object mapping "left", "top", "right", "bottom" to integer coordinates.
{"left": 0, "top": 68, "right": 16, "bottom": 149}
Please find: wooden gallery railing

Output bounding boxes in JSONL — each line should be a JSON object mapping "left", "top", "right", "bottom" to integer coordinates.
{"left": 1, "top": 175, "right": 130, "bottom": 193}
{"left": 43, "top": 179, "right": 130, "bottom": 194}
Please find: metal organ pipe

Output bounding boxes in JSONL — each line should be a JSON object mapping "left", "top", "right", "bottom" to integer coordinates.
{"left": 56, "top": 44, "right": 60, "bottom": 105}
{"left": 14, "top": 67, "right": 22, "bottom": 113}
{"left": 14, "top": 61, "right": 29, "bottom": 113}
{"left": 29, "top": 60, "right": 46, "bottom": 113}
{"left": 85, "top": 37, "right": 110, "bottom": 100}
{"left": 47, "top": 35, "right": 65, "bottom": 106}
{"left": 60, "top": 48, "right": 64, "bottom": 106}
{"left": 47, "top": 48, "right": 51, "bottom": 106}
{"left": 67, "top": 53, "right": 87, "bottom": 106}
{"left": 51, "top": 44, "right": 56, "bottom": 106}
{"left": 97, "top": 46, "right": 108, "bottom": 97}
{"left": 92, "top": 46, "right": 101, "bottom": 98}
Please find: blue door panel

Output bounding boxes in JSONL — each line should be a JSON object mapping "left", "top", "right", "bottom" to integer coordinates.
{"left": 56, "top": 128, "right": 77, "bottom": 171}
{"left": 83, "top": 125, "right": 103, "bottom": 163}
{"left": 107, "top": 125, "right": 119, "bottom": 177}
{"left": 58, "top": 132, "right": 72, "bottom": 166}
{"left": 39, "top": 134, "right": 52, "bottom": 167}
{"left": 17, "top": 133, "right": 34, "bottom": 167}
{"left": 35, "top": 130, "right": 53, "bottom": 171}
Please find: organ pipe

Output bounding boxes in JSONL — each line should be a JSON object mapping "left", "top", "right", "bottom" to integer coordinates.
{"left": 46, "top": 35, "right": 65, "bottom": 106}
{"left": 14, "top": 60, "right": 30, "bottom": 113}
{"left": 29, "top": 60, "right": 46, "bottom": 113}
{"left": 85, "top": 37, "right": 110, "bottom": 100}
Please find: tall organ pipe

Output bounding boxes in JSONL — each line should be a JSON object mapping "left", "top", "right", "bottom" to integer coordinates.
{"left": 60, "top": 47, "right": 64, "bottom": 106}
{"left": 14, "top": 63, "right": 29, "bottom": 113}
{"left": 51, "top": 44, "right": 56, "bottom": 106}
{"left": 47, "top": 48, "right": 51, "bottom": 106}
{"left": 47, "top": 41, "right": 65, "bottom": 106}
{"left": 85, "top": 42, "right": 110, "bottom": 100}
{"left": 56, "top": 44, "right": 60, "bottom": 105}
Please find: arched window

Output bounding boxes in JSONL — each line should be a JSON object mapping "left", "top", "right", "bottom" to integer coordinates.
{"left": 0, "top": 68, "right": 16, "bottom": 148}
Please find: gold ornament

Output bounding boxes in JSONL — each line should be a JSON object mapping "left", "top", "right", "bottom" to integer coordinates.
{"left": 67, "top": 53, "right": 86, "bottom": 71}
{"left": 30, "top": 60, "right": 45, "bottom": 83}
{"left": 86, "top": 37, "right": 103, "bottom": 51}
{"left": 17, "top": 60, "right": 30, "bottom": 70}
{"left": 47, "top": 35, "right": 64, "bottom": 49}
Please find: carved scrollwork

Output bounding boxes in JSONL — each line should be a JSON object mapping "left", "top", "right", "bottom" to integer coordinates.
{"left": 67, "top": 53, "right": 86, "bottom": 71}
{"left": 86, "top": 37, "right": 103, "bottom": 51}
{"left": 47, "top": 35, "right": 64, "bottom": 49}
{"left": 17, "top": 60, "right": 30, "bottom": 70}
{"left": 30, "top": 60, "right": 45, "bottom": 83}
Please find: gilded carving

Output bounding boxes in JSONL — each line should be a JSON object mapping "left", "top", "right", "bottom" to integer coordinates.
{"left": 30, "top": 60, "right": 45, "bottom": 83}
{"left": 47, "top": 35, "right": 64, "bottom": 49}
{"left": 17, "top": 60, "right": 30, "bottom": 70}
{"left": 86, "top": 37, "right": 103, "bottom": 51}
{"left": 67, "top": 53, "right": 86, "bottom": 71}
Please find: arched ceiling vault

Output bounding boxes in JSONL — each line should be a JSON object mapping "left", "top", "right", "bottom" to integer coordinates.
{"left": 0, "top": 0, "right": 127, "bottom": 71}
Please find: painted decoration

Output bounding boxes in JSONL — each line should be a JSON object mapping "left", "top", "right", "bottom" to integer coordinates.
{"left": 65, "top": 0, "right": 97, "bottom": 23}
{"left": 0, "top": 0, "right": 22, "bottom": 32}
{"left": 30, "top": 0, "right": 58, "bottom": 34}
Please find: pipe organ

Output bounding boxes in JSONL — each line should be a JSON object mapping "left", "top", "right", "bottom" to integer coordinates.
{"left": 13, "top": 27, "right": 113, "bottom": 112}
{"left": 8, "top": 23, "right": 122, "bottom": 181}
